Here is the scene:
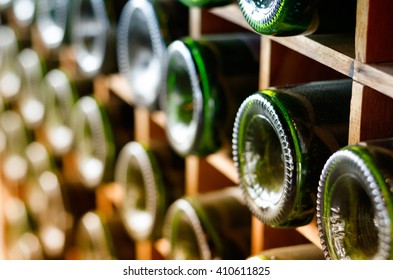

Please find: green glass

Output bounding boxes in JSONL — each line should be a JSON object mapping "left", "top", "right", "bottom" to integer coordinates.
{"left": 70, "top": 95, "right": 115, "bottom": 188}
{"left": 75, "top": 211, "right": 134, "bottom": 260}
{"left": 35, "top": 0, "right": 71, "bottom": 50}
{"left": 179, "top": 0, "right": 232, "bottom": 8}
{"left": 70, "top": 0, "right": 127, "bottom": 77}
{"left": 238, "top": 0, "right": 357, "bottom": 36}
{"left": 24, "top": 141, "right": 70, "bottom": 259}
{"left": 15, "top": 48, "right": 46, "bottom": 129}
{"left": 317, "top": 138, "right": 393, "bottom": 260}
{"left": 4, "top": 196, "right": 44, "bottom": 259}
{"left": 163, "top": 187, "right": 251, "bottom": 260}
{"left": 164, "top": 33, "right": 260, "bottom": 156}
{"left": 0, "top": 110, "right": 31, "bottom": 184}
{"left": 233, "top": 79, "right": 352, "bottom": 228}
{"left": 117, "top": 0, "right": 189, "bottom": 109}
{"left": 0, "top": 26, "right": 21, "bottom": 104}
{"left": 115, "top": 140, "right": 184, "bottom": 241}
{"left": 248, "top": 243, "right": 324, "bottom": 260}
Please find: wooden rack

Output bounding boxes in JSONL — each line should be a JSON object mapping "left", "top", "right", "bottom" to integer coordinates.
{"left": 1, "top": 0, "right": 393, "bottom": 260}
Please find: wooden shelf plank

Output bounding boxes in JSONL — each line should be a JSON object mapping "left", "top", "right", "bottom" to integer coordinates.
{"left": 209, "top": 3, "right": 253, "bottom": 32}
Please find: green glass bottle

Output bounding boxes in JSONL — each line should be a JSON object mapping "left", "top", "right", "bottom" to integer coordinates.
{"left": 4, "top": 196, "right": 44, "bottom": 259}
{"left": 248, "top": 243, "right": 324, "bottom": 260}
{"left": 15, "top": 48, "right": 46, "bottom": 129}
{"left": 40, "top": 69, "right": 80, "bottom": 156}
{"left": 9, "top": 0, "right": 36, "bottom": 44}
{"left": 317, "top": 138, "right": 393, "bottom": 260}
{"left": 233, "top": 79, "right": 352, "bottom": 228}
{"left": 70, "top": 0, "right": 127, "bottom": 77}
{"left": 23, "top": 141, "right": 71, "bottom": 259}
{"left": 35, "top": 0, "right": 71, "bottom": 51}
{"left": 75, "top": 211, "right": 135, "bottom": 260}
{"left": 114, "top": 140, "right": 184, "bottom": 241}
{"left": 238, "top": 0, "right": 357, "bottom": 36}
{"left": 163, "top": 187, "right": 251, "bottom": 260}
{"left": 179, "top": 0, "right": 232, "bottom": 8}
{"left": 163, "top": 33, "right": 260, "bottom": 157}
{"left": 0, "top": 26, "right": 21, "bottom": 105}
{"left": 0, "top": 110, "right": 31, "bottom": 185}
{"left": 70, "top": 95, "right": 115, "bottom": 188}
{"left": 116, "top": 0, "right": 189, "bottom": 109}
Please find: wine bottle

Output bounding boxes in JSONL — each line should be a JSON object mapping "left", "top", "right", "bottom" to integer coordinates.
{"left": 3, "top": 195, "right": 45, "bottom": 259}
{"left": 179, "top": 0, "right": 232, "bottom": 8}
{"left": 75, "top": 211, "right": 135, "bottom": 260}
{"left": 317, "top": 138, "right": 393, "bottom": 260}
{"left": 40, "top": 69, "right": 81, "bottom": 156}
{"left": 69, "top": 0, "right": 127, "bottom": 77}
{"left": 163, "top": 187, "right": 251, "bottom": 260}
{"left": 69, "top": 95, "right": 114, "bottom": 188}
{"left": 0, "top": 26, "right": 21, "bottom": 104}
{"left": 232, "top": 79, "right": 352, "bottom": 228}
{"left": 35, "top": 0, "right": 71, "bottom": 51}
{"left": 114, "top": 140, "right": 185, "bottom": 241}
{"left": 248, "top": 243, "right": 324, "bottom": 260}
{"left": 116, "top": 0, "right": 189, "bottom": 109}
{"left": 9, "top": 0, "right": 36, "bottom": 44}
{"left": 238, "top": 0, "right": 357, "bottom": 36}
{"left": 163, "top": 33, "right": 260, "bottom": 157}
{"left": 0, "top": 110, "right": 31, "bottom": 185}
{"left": 15, "top": 48, "right": 46, "bottom": 129}
{"left": 23, "top": 141, "right": 71, "bottom": 259}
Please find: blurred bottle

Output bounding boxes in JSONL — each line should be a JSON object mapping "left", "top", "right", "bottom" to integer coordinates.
{"left": 35, "top": 0, "right": 71, "bottom": 52}
{"left": 163, "top": 187, "right": 251, "bottom": 260}
{"left": 75, "top": 211, "right": 135, "bottom": 260}
{"left": 317, "top": 138, "right": 393, "bottom": 260}
{"left": 248, "top": 243, "right": 324, "bottom": 260}
{"left": 232, "top": 80, "right": 352, "bottom": 228}
{"left": 15, "top": 48, "right": 46, "bottom": 129}
{"left": 179, "top": 0, "right": 232, "bottom": 8}
{"left": 70, "top": 0, "right": 127, "bottom": 77}
{"left": 9, "top": 0, "right": 36, "bottom": 45}
{"left": 114, "top": 140, "right": 184, "bottom": 241}
{"left": 238, "top": 0, "right": 357, "bottom": 36}
{"left": 23, "top": 141, "right": 72, "bottom": 259}
{"left": 116, "top": 0, "right": 189, "bottom": 109}
{"left": 40, "top": 69, "right": 83, "bottom": 157}
{"left": 163, "top": 33, "right": 259, "bottom": 157}
{"left": 4, "top": 196, "right": 44, "bottom": 260}
{"left": 69, "top": 95, "right": 114, "bottom": 188}
{"left": 0, "top": 26, "right": 21, "bottom": 105}
{"left": 0, "top": 110, "right": 31, "bottom": 187}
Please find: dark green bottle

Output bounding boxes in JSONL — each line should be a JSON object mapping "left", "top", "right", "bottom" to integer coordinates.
{"left": 70, "top": 0, "right": 127, "bottom": 77}
{"left": 41, "top": 69, "right": 80, "bottom": 157}
{"left": 15, "top": 48, "right": 46, "bottom": 129}
{"left": 69, "top": 95, "right": 115, "bottom": 188}
{"left": 23, "top": 141, "right": 71, "bottom": 259}
{"left": 0, "top": 110, "right": 31, "bottom": 185}
{"left": 317, "top": 138, "right": 393, "bottom": 260}
{"left": 232, "top": 79, "right": 352, "bottom": 228}
{"left": 248, "top": 243, "right": 324, "bottom": 260}
{"left": 0, "top": 26, "right": 21, "bottom": 105}
{"left": 116, "top": 0, "right": 189, "bottom": 109}
{"left": 179, "top": 0, "right": 232, "bottom": 8}
{"left": 75, "top": 211, "right": 135, "bottom": 260}
{"left": 238, "top": 0, "right": 357, "bottom": 36}
{"left": 163, "top": 187, "right": 251, "bottom": 260}
{"left": 163, "top": 33, "right": 260, "bottom": 157}
{"left": 35, "top": 0, "right": 71, "bottom": 51}
{"left": 114, "top": 140, "right": 184, "bottom": 241}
